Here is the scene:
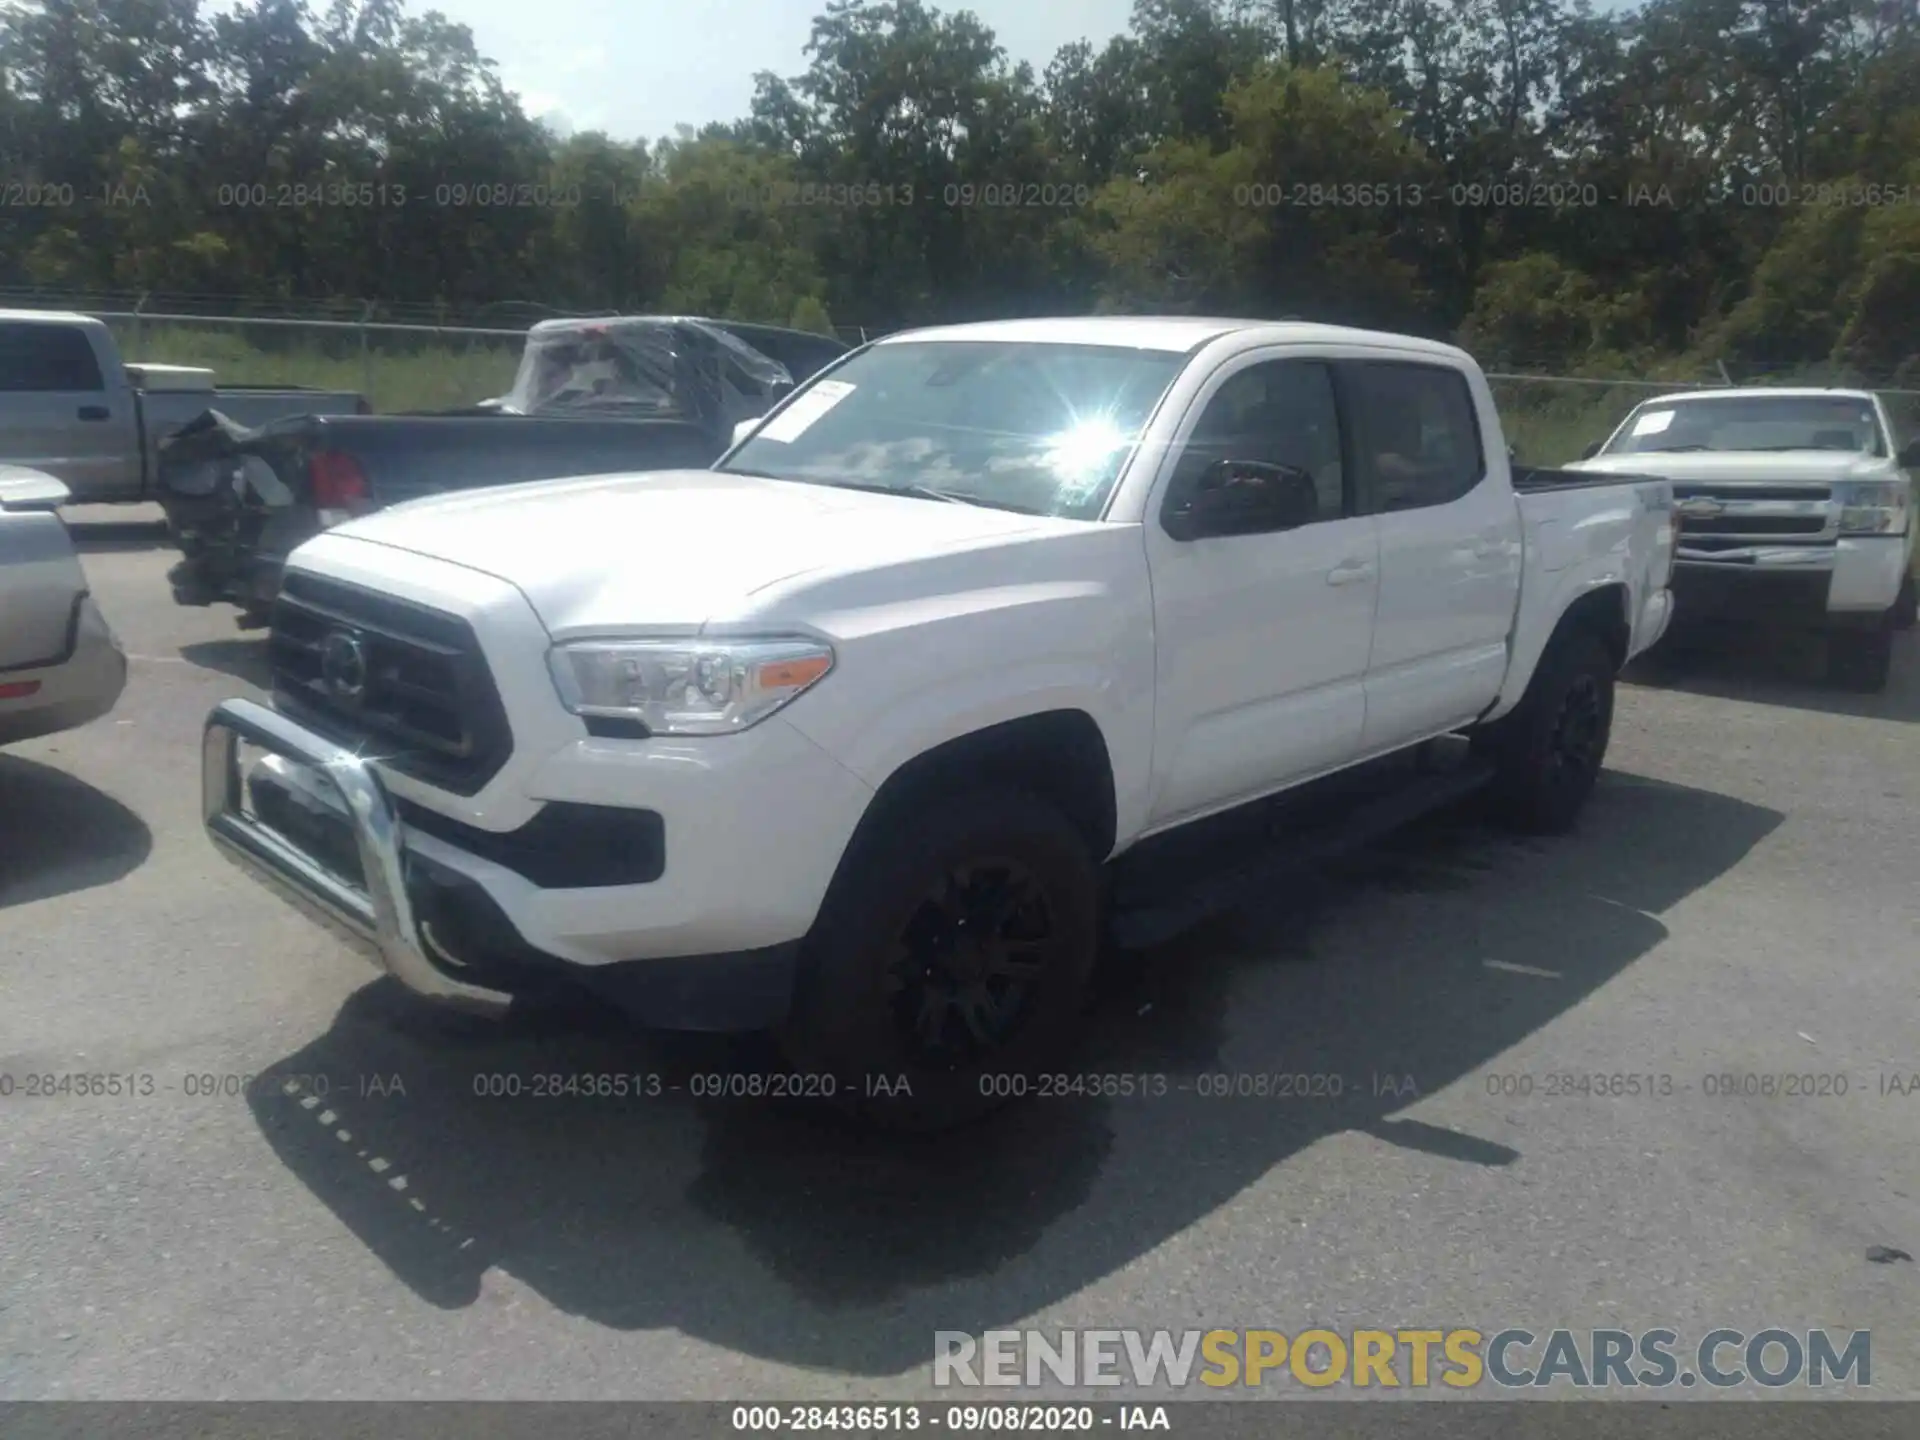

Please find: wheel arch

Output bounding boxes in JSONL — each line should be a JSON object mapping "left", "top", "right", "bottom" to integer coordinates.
{"left": 1487, "top": 578, "right": 1632, "bottom": 723}
{"left": 829, "top": 709, "right": 1119, "bottom": 884}
{"left": 1554, "top": 582, "right": 1633, "bottom": 671}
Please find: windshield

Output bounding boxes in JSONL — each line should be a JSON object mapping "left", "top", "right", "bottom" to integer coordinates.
{"left": 502, "top": 320, "right": 794, "bottom": 429}
{"left": 1604, "top": 394, "right": 1888, "bottom": 456}
{"left": 508, "top": 332, "right": 679, "bottom": 414}
{"left": 718, "top": 339, "right": 1188, "bottom": 518}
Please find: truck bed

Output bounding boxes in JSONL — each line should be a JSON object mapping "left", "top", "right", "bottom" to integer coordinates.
{"left": 1512, "top": 465, "right": 1666, "bottom": 493}
{"left": 237, "top": 411, "right": 723, "bottom": 508}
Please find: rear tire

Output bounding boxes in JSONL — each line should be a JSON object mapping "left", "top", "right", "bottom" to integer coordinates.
{"left": 1826, "top": 624, "right": 1893, "bottom": 693}
{"left": 1473, "top": 629, "right": 1616, "bottom": 835}
{"left": 779, "top": 787, "right": 1100, "bottom": 1131}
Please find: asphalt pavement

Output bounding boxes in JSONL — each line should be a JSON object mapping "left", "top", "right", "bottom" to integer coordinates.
{"left": 2, "top": 508, "right": 1916, "bottom": 1400}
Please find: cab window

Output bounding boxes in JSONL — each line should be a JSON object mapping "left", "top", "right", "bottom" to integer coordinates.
{"left": 1169, "top": 359, "right": 1347, "bottom": 524}
{"left": 0, "top": 324, "right": 106, "bottom": 392}
{"left": 1342, "top": 361, "right": 1484, "bottom": 512}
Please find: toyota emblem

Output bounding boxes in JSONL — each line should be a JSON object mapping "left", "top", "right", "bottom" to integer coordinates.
{"left": 320, "top": 630, "right": 369, "bottom": 702}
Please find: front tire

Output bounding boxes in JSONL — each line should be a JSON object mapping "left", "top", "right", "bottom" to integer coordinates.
{"left": 1827, "top": 624, "right": 1893, "bottom": 693}
{"left": 1474, "top": 629, "right": 1616, "bottom": 834}
{"left": 780, "top": 787, "right": 1100, "bottom": 1131}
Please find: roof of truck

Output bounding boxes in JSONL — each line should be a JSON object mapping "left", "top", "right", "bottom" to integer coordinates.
{"left": 876, "top": 315, "right": 1467, "bottom": 358}
{"left": 1638, "top": 386, "right": 1881, "bottom": 405}
{"left": 525, "top": 314, "right": 838, "bottom": 341}
{"left": 0, "top": 308, "right": 100, "bottom": 326}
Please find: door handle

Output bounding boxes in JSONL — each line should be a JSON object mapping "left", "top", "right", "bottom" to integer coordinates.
{"left": 1326, "top": 559, "right": 1376, "bottom": 586}
{"left": 77, "top": 405, "right": 110, "bottom": 421}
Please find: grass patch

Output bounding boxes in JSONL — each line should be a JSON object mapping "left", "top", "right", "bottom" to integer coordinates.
{"left": 1490, "top": 378, "right": 1681, "bottom": 466}
{"left": 120, "top": 320, "right": 1658, "bottom": 452}
{"left": 109, "top": 321, "right": 522, "bottom": 413}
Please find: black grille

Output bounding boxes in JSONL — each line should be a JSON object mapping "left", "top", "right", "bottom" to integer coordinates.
{"left": 1678, "top": 514, "right": 1827, "bottom": 536}
{"left": 270, "top": 571, "right": 512, "bottom": 796}
{"left": 1677, "top": 535, "right": 1829, "bottom": 553}
{"left": 1672, "top": 484, "right": 1830, "bottom": 502}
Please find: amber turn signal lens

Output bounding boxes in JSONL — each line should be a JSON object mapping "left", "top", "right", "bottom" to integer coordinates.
{"left": 755, "top": 655, "right": 833, "bottom": 689}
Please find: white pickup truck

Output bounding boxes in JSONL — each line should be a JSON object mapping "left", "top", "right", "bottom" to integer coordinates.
{"left": 0, "top": 309, "right": 364, "bottom": 505}
{"left": 200, "top": 317, "right": 1674, "bottom": 1127}
{"left": 1570, "top": 387, "right": 1917, "bottom": 691}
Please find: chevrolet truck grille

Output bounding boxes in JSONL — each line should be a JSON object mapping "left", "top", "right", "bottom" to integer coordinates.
{"left": 1671, "top": 483, "right": 1835, "bottom": 547}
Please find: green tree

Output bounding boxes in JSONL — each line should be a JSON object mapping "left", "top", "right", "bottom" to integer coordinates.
{"left": 631, "top": 135, "right": 830, "bottom": 323}
{"left": 788, "top": 293, "right": 836, "bottom": 333}
{"left": 1091, "top": 65, "right": 1442, "bottom": 326}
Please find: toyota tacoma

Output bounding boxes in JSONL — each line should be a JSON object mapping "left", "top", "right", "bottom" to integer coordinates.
{"left": 199, "top": 317, "right": 1675, "bottom": 1127}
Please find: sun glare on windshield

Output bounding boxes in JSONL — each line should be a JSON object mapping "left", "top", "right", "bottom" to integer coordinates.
{"left": 1043, "top": 415, "right": 1134, "bottom": 499}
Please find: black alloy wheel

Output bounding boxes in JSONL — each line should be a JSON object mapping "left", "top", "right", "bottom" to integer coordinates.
{"left": 1546, "top": 671, "right": 1607, "bottom": 785}
{"left": 886, "top": 857, "right": 1056, "bottom": 1067}
{"left": 779, "top": 786, "right": 1100, "bottom": 1130}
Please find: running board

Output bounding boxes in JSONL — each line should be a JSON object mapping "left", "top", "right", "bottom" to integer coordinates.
{"left": 1108, "top": 757, "right": 1497, "bottom": 951}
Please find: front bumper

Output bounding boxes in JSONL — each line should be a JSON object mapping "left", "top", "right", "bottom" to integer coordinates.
{"left": 203, "top": 698, "right": 516, "bottom": 1014}
{"left": 1672, "top": 535, "right": 1911, "bottom": 624}
{"left": 201, "top": 697, "right": 858, "bottom": 1029}
{"left": 0, "top": 596, "right": 128, "bottom": 746}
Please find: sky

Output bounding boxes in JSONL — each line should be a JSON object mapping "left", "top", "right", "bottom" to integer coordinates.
{"left": 436, "top": 0, "right": 1144, "bottom": 142}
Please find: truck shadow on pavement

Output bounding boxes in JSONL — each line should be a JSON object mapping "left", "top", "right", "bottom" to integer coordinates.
{"left": 61, "top": 517, "right": 173, "bottom": 554}
{"left": 0, "top": 755, "right": 152, "bottom": 908}
{"left": 246, "top": 771, "right": 1779, "bottom": 1376}
{"left": 1626, "top": 624, "right": 1919, "bottom": 723}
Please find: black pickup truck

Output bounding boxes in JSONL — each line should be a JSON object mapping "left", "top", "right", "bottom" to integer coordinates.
{"left": 159, "top": 316, "right": 849, "bottom": 625}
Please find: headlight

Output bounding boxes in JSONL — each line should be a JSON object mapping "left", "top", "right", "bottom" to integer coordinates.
{"left": 1835, "top": 479, "right": 1910, "bottom": 536}
{"left": 548, "top": 636, "right": 834, "bottom": 736}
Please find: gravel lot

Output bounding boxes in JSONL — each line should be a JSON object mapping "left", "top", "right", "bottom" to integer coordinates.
{"left": 3, "top": 509, "right": 1916, "bottom": 1401}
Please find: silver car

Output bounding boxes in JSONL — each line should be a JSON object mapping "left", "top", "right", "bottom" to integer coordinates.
{"left": 0, "top": 466, "right": 127, "bottom": 744}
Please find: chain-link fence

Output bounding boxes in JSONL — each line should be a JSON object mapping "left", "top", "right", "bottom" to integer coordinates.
{"left": 0, "top": 290, "right": 1913, "bottom": 459}
{"left": 0, "top": 289, "right": 874, "bottom": 406}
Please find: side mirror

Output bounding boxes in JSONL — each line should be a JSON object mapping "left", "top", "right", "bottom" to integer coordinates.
{"left": 1163, "top": 459, "right": 1321, "bottom": 541}
{"left": 731, "top": 417, "right": 762, "bottom": 450}
{"left": 1579, "top": 439, "right": 1603, "bottom": 460}
{"left": 1897, "top": 439, "right": 1920, "bottom": 469}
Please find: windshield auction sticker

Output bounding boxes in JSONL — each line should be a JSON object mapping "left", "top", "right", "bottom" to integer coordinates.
{"left": 757, "top": 379, "right": 856, "bottom": 443}
{"left": 1630, "top": 409, "right": 1675, "bottom": 436}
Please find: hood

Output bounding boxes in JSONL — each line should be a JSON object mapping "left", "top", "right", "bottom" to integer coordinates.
{"left": 329, "top": 469, "right": 1078, "bottom": 635}
{"left": 1567, "top": 450, "right": 1903, "bottom": 486}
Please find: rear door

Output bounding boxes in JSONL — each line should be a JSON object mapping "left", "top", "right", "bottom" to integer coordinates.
{"left": 0, "top": 323, "right": 142, "bottom": 501}
{"left": 1142, "top": 353, "right": 1380, "bottom": 829}
{"left": 1340, "top": 357, "right": 1522, "bottom": 753}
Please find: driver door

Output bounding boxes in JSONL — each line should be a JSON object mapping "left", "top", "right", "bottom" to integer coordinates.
{"left": 1142, "top": 355, "right": 1379, "bottom": 830}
